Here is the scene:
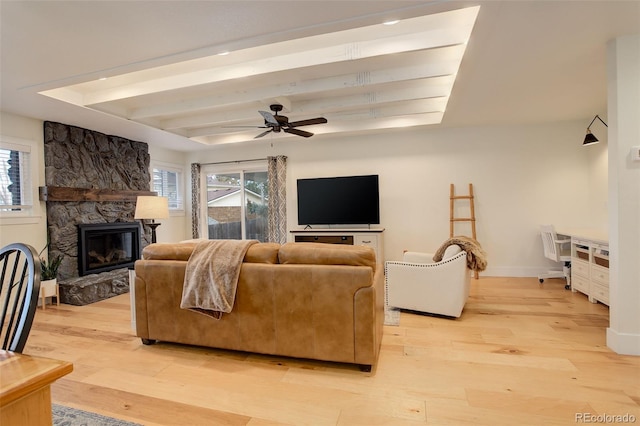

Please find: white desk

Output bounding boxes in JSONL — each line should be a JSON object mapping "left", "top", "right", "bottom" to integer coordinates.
{"left": 557, "top": 228, "right": 608, "bottom": 245}
{"left": 557, "top": 228, "right": 609, "bottom": 306}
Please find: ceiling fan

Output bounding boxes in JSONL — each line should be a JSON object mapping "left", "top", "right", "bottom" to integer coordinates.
{"left": 232, "top": 104, "right": 327, "bottom": 139}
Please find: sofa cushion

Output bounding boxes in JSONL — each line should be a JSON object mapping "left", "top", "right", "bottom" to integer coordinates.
{"left": 143, "top": 242, "right": 196, "bottom": 261}
{"left": 278, "top": 242, "right": 376, "bottom": 271}
{"left": 142, "top": 241, "right": 281, "bottom": 263}
{"left": 243, "top": 243, "right": 281, "bottom": 264}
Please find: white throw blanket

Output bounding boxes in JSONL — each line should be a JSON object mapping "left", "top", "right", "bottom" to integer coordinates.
{"left": 180, "top": 239, "right": 258, "bottom": 319}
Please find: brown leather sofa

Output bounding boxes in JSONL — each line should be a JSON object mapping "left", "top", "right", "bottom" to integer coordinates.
{"left": 134, "top": 241, "right": 384, "bottom": 371}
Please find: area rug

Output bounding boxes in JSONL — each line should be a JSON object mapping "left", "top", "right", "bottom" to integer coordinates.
{"left": 53, "top": 404, "right": 141, "bottom": 426}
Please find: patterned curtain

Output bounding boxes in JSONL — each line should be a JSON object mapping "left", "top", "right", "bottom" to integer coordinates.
{"left": 267, "top": 155, "right": 287, "bottom": 244}
{"left": 191, "top": 163, "right": 201, "bottom": 238}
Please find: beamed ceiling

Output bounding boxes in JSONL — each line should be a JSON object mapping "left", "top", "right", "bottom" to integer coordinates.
{"left": 40, "top": 7, "right": 479, "bottom": 146}
{"left": 1, "top": 1, "right": 638, "bottom": 151}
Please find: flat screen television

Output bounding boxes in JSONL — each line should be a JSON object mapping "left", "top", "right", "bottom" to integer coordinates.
{"left": 297, "top": 175, "right": 380, "bottom": 226}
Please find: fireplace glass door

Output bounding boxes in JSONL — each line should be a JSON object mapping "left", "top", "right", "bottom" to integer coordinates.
{"left": 78, "top": 223, "right": 140, "bottom": 276}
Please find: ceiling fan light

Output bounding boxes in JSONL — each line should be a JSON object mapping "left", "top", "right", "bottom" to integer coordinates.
{"left": 583, "top": 130, "right": 599, "bottom": 146}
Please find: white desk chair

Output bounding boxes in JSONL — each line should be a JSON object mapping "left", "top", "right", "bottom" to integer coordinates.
{"left": 538, "top": 225, "right": 571, "bottom": 289}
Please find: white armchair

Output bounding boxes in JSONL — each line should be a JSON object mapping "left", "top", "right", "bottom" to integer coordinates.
{"left": 385, "top": 245, "right": 471, "bottom": 318}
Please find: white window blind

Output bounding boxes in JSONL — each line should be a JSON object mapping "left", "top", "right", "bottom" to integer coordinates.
{"left": 152, "top": 164, "right": 184, "bottom": 210}
{"left": 0, "top": 142, "right": 32, "bottom": 212}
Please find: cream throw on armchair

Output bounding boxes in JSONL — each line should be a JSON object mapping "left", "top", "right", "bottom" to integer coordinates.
{"left": 433, "top": 236, "right": 487, "bottom": 272}
{"left": 385, "top": 244, "right": 471, "bottom": 318}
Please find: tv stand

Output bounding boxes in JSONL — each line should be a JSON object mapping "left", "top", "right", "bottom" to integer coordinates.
{"left": 290, "top": 228, "right": 385, "bottom": 263}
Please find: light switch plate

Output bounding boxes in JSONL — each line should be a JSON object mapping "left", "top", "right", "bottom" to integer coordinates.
{"left": 632, "top": 146, "right": 640, "bottom": 161}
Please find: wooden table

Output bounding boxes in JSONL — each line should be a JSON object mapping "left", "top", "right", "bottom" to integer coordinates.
{"left": 0, "top": 350, "right": 73, "bottom": 425}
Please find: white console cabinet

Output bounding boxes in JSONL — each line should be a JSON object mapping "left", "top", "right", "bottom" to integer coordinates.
{"left": 290, "top": 229, "right": 385, "bottom": 263}
{"left": 570, "top": 237, "right": 609, "bottom": 306}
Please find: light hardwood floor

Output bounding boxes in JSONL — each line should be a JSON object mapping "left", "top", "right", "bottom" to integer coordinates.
{"left": 25, "top": 277, "right": 639, "bottom": 425}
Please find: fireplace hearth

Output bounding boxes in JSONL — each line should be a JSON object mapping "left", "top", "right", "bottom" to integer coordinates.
{"left": 78, "top": 222, "right": 141, "bottom": 276}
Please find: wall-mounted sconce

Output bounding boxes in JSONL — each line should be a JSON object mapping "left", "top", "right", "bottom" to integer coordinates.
{"left": 583, "top": 115, "right": 608, "bottom": 146}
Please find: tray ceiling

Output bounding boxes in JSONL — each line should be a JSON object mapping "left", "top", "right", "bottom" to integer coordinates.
{"left": 40, "top": 6, "right": 479, "bottom": 146}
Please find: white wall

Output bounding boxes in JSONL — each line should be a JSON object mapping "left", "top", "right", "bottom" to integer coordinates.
{"left": 0, "top": 111, "right": 47, "bottom": 252}
{"left": 586, "top": 138, "right": 609, "bottom": 230}
{"left": 606, "top": 34, "right": 640, "bottom": 355}
{"left": 147, "top": 144, "right": 187, "bottom": 243}
{"left": 186, "top": 119, "right": 601, "bottom": 276}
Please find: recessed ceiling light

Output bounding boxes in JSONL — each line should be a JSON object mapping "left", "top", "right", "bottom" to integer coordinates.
{"left": 98, "top": 77, "right": 107, "bottom": 81}
{"left": 218, "top": 51, "right": 230, "bottom": 56}
{"left": 383, "top": 20, "right": 399, "bottom": 25}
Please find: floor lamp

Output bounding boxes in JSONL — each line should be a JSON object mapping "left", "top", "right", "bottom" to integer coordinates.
{"left": 134, "top": 196, "right": 169, "bottom": 243}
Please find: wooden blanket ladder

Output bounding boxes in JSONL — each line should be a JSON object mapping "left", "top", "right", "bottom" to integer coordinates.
{"left": 450, "top": 183, "right": 478, "bottom": 278}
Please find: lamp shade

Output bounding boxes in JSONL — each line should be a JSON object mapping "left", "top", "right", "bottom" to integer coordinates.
{"left": 582, "top": 115, "right": 607, "bottom": 146}
{"left": 134, "top": 196, "right": 169, "bottom": 219}
{"left": 583, "top": 130, "right": 599, "bottom": 146}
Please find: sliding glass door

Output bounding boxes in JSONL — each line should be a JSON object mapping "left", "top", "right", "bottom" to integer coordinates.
{"left": 243, "top": 170, "right": 268, "bottom": 240}
{"left": 202, "top": 163, "right": 268, "bottom": 242}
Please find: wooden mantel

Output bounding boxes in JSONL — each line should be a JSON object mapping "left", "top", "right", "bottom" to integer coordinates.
{"left": 39, "top": 186, "right": 156, "bottom": 202}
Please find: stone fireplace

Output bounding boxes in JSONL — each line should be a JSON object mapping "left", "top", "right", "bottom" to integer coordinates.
{"left": 41, "top": 121, "right": 155, "bottom": 305}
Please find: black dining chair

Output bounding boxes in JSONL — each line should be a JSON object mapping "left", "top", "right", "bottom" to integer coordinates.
{"left": 0, "top": 243, "right": 41, "bottom": 352}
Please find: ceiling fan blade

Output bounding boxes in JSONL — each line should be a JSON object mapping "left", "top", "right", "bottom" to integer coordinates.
{"left": 284, "top": 128, "right": 314, "bottom": 138}
{"left": 287, "top": 117, "right": 327, "bottom": 127}
{"left": 222, "top": 125, "right": 268, "bottom": 129}
{"left": 254, "top": 129, "right": 273, "bottom": 139}
{"left": 259, "top": 111, "right": 278, "bottom": 125}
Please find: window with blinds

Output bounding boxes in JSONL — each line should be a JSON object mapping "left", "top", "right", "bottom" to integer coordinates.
{"left": 152, "top": 163, "right": 184, "bottom": 211}
{"left": 0, "top": 143, "right": 32, "bottom": 212}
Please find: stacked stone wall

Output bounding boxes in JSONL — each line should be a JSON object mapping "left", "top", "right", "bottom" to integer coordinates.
{"left": 43, "top": 121, "right": 150, "bottom": 304}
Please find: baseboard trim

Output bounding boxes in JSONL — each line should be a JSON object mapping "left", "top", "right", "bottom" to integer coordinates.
{"left": 481, "top": 266, "right": 559, "bottom": 278}
{"left": 607, "top": 327, "right": 640, "bottom": 356}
